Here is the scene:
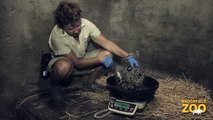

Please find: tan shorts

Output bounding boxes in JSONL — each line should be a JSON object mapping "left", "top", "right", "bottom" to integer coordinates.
{"left": 48, "top": 49, "right": 101, "bottom": 72}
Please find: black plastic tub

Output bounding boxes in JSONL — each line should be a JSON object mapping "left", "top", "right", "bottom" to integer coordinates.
{"left": 106, "top": 75, "right": 159, "bottom": 102}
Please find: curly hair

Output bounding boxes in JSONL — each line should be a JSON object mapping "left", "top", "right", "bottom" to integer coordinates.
{"left": 54, "top": 1, "right": 82, "bottom": 29}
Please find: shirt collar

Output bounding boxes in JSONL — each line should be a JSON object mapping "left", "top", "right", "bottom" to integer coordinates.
{"left": 81, "top": 18, "right": 85, "bottom": 27}
{"left": 58, "top": 18, "right": 85, "bottom": 37}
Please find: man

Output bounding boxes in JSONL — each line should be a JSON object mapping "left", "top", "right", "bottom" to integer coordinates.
{"left": 48, "top": 1, "right": 139, "bottom": 88}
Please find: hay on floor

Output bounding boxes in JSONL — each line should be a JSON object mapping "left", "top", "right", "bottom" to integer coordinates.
{"left": 15, "top": 70, "right": 213, "bottom": 120}
{"left": 77, "top": 91, "right": 110, "bottom": 103}
{"left": 94, "top": 73, "right": 213, "bottom": 119}
{"left": 137, "top": 77, "right": 213, "bottom": 119}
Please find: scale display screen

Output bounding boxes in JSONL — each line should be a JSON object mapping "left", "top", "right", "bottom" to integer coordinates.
{"left": 114, "top": 101, "right": 130, "bottom": 109}
{"left": 108, "top": 98, "right": 138, "bottom": 116}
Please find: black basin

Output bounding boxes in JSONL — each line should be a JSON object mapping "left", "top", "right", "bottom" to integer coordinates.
{"left": 106, "top": 75, "right": 159, "bottom": 102}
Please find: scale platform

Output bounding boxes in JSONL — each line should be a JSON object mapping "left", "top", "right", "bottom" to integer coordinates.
{"left": 108, "top": 97, "right": 147, "bottom": 116}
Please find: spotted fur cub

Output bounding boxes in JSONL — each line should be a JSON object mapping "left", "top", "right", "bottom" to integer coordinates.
{"left": 115, "top": 65, "right": 145, "bottom": 90}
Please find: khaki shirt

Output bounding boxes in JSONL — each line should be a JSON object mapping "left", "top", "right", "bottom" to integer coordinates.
{"left": 48, "top": 18, "right": 101, "bottom": 58}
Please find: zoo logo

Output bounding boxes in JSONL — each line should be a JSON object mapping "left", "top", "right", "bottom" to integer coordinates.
{"left": 182, "top": 99, "right": 207, "bottom": 115}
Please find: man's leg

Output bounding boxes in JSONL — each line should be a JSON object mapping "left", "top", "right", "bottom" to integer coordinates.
{"left": 84, "top": 49, "right": 113, "bottom": 83}
{"left": 82, "top": 50, "right": 113, "bottom": 92}
{"left": 50, "top": 58, "right": 74, "bottom": 86}
{"left": 48, "top": 57, "right": 74, "bottom": 102}
{"left": 87, "top": 65, "right": 105, "bottom": 83}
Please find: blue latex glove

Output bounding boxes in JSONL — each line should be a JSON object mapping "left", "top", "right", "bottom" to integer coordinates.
{"left": 102, "top": 56, "right": 113, "bottom": 68}
{"left": 127, "top": 55, "right": 139, "bottom": 67}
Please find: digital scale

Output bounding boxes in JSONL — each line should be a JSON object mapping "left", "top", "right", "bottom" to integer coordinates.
{"left": 108, "top": 97, "right": 147, "bottom": 116}
{"left": 103, "top": 74, "right": 159, "bottom": 117}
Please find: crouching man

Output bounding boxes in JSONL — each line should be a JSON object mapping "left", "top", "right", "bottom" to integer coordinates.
{"left": 48, "top": 1, "right": 139, "bottom": 95}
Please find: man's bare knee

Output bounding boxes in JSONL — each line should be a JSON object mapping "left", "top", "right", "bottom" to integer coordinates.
{"left": 52, "top": 59, "right": 74, "bottom": 79}
{"left": 101, "top": 50, "right": 113, "bottom": 57}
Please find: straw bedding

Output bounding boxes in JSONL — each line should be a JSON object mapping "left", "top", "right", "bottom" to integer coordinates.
{"left": 93, "top": 73, "right": 213, "bottom": 119}
{"left": 15, "top": 70, "right": 212, "bottom": 119}
{"left": 138, "top": 77, "right": 213, "bottom": 119}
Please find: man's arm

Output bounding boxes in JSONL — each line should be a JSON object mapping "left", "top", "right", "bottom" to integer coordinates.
{"left": 93, "top": 34, "right": 129, "bottom": 58}
{"left": 64, "top": 50, "right": 111, "bottom": 69}
{"left": 93, "top": 34, "right": 139, "bottom": 67}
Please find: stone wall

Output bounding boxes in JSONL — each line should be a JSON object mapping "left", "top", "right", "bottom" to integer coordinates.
{"left": 0, "top": 0, "right": 212, "bottom": 119}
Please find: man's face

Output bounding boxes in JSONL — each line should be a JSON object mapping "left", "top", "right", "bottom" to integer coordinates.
{"left": 64, "top": 20, "right": 81, "bottom": 37}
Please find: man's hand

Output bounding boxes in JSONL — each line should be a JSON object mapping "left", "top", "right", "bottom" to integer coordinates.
{"left": 102, "top": 56, "right": 113, "bottom": 68}
{"left": 97, "top": 51, "right": 113, "bottom": 68}
{"left": 127, "top": 55, "right": 139, "bottom": 67}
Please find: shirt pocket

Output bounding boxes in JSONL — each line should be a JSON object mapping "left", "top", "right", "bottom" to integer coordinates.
{"left": 80, "top": 37, "right": 89, "bottom": 49}
{"left": 82, "top": 37, "right": 89, "bottom": 44}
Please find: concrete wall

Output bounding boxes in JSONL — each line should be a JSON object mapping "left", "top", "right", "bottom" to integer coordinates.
{"left": 0, "top": 0, "right": 212, "bottom": 118}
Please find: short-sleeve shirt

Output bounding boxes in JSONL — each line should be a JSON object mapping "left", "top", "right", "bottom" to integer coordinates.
{"left": 48, "top": 18, "right": 101, "bottom": 58}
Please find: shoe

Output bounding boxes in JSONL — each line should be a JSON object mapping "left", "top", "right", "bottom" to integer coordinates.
{"left": 50, "top": 86, "right": 64, "bottom": 102}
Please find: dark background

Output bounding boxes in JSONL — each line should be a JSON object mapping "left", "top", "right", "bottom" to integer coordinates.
{"left": 0, "top": 0, "right": 212, "bottom": 119}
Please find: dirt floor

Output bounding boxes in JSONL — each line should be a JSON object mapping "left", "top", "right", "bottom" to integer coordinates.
{"left": 12, "top": 70, "right": 213, "bottom": 120}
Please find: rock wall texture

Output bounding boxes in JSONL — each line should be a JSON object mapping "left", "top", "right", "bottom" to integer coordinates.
{"left": 0, "top": 0, "right": 212, "bottom": 119}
